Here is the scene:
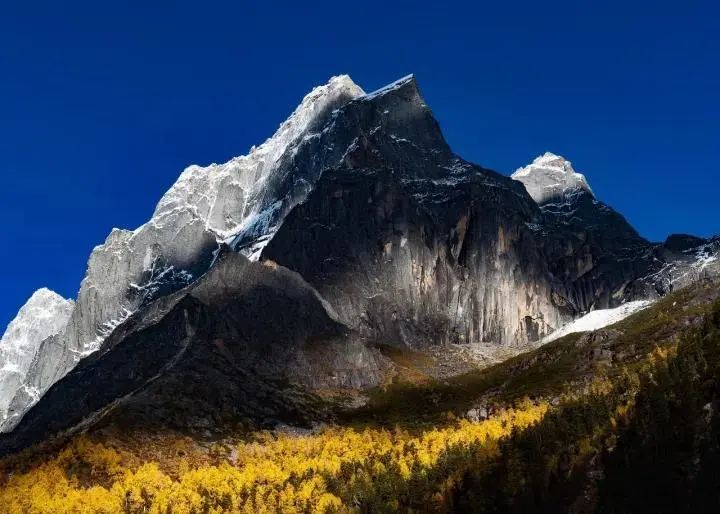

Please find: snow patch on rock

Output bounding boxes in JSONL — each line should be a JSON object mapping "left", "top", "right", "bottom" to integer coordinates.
{"left": 537, "top": 300, "right": 651, "bottom": 346}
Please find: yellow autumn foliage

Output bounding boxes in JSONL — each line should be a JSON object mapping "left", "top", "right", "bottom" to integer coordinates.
{"left": 0, "top": 401, "right": 548, "bottom": 513}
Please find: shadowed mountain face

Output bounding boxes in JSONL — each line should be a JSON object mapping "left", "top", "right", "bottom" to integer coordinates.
{"left": 537, "top": 189, "right": 656, "bottom": 311}
{"left": 0, "top": 251, "right": 388, "bottom": 454}
{"left": 263, "top": 77, "right": 566, "bottom": 348}
{"left": 0, "top": 74, "right": 718, "bottom": 454}
{"left": 259, "top": 80, "right": 706, "bottom": 348}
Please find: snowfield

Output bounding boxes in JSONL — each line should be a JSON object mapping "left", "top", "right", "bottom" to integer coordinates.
{"left": 538, "top": 300, "right": 652, "bottom": 346}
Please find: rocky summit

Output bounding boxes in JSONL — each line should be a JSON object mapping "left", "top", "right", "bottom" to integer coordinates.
{"left": 0, "top": 74, "right": 718, "bottom": 454}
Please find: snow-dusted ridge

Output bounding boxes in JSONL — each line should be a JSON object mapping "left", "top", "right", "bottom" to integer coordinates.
{"left": 512, "top": 152, "right": 594, "bottom": 205}
{"left": 362, "top": 73, "right": 414, "bottom": 100}
{"left": 153, "top": 74, "right": 365, "bottom": 244}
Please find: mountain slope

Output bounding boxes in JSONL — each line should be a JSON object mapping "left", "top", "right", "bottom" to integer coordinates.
{"left": 0, "top": 250, "right": 388, "bottom": 454}
{"left": 1, "top": 278, "right": 718, "bottom": 513}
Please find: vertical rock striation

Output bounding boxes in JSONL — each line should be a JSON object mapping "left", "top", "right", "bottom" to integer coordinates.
{"left": 263, "top": 76, "right": 568, "bottom": 349}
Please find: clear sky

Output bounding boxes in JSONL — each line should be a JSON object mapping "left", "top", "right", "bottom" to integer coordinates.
{"left": 1, "top": 0, "right": 718, "bottom": 329}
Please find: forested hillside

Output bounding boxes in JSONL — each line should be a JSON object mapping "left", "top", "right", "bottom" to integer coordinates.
{"left": 1, "top": 279, "right": 719, "bottom": 513}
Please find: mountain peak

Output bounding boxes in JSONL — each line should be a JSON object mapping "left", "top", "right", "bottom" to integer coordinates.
{"left": 512, "top": 152, "right": 593, "bottom": 205}
{"left": 326, "top": 74, "right": 360, "bottom": 89}
{"left": 0, "top": 288, "right": 74, "bottom": 426}
{"left": 25, "top": 287, "right": 68, "bottom": 305}
{"left": 0, "top": 287, "right": 74, "bottom": 356}
{"left": 151, "top": 74, "right": 366, "bottom": 241}
{"left": 2, "top": 289, "right": 74, "bottom": 340}
{"left": 532, "top": 151, "right": 575, "bottom": 171}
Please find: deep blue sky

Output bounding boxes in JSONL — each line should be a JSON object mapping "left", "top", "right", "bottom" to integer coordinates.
{"left": 1, "top": 0, "right": 718, "bottom": 329}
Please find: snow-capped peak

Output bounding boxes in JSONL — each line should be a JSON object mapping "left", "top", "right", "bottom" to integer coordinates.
{"left": 1, "top": 288, "right": 74, "bottom": 349}
{"left": 151, "top": 75, "right": 365, "bottom": 241}
{"left": 0, "top": 288, "right": 74, "bottom": 423}
{"left": 528, "top": 151, "right": 576, "bottom": 172}
{"left": 512, "top": 152, "right": 594, "bottom": 205}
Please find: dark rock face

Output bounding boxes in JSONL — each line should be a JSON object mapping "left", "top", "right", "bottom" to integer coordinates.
{"left": 263, "top": 78, "right": 567, "bottom": 348}
{"left": 537, "top": 196, "right": 720, "bottom": 309}
{"left": 0, "top": 251, "right": 387, "bottom": 454}
{"left": 643, "top": 236, "right": 720, "bottom": 293}
{"left": 260, "top": 78, "right": 687, "bottom": 348}
{"left": 537, "top": 190, "right": 658, "bottom": 311}
{"left": 263, "top": 164, "right": 565, "bottom": 348}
